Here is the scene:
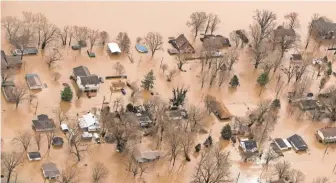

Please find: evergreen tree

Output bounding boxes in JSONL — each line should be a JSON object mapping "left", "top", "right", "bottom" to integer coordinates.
{"left": 229, "top": 75, "right": 239, "bottom": 87}
{"left": 61, "top": 87, "right": 73, "bottom": 102}
{"left": 221, "top": 124, "right": 232, "bottom": 140}
{"left": 141, "top": 70, "right": 155, "bottom": 90}
{"left": 257, "top": 72, "right": 269, "bottom": 87}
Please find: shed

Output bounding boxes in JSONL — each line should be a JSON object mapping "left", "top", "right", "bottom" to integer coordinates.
{"left": 13, "top": 47, "right": 38, "bottom": 55}
{"left": 298, "top": 99, "right": 321, "bottom": 111}
{"left": 25, "top": 74, "right": 43, "bottom": 90}
{"left": 316, "top": 127, "right": 336, "bottom": 143}
{"left": 210, "top": 100, "right": 232, "bottom": 121}
{"left": 27, "top": 152, "right": 41, "bottom": 161}
{"left": 201, "top": 35, "right": 231, "bottom": 49}
{"left": 287, "top": 134, "right": 308, "bottom": 152}
{"left": 274, "top": 138, "right": 292, "bottom": 151}
{"left": 239, "top": 138, "right": 258, "bottom": 153}
{"left": 107, "top": 42, "right": 121, "bottom": 54}
{"left": 32, "top": 114, "right": 56, "bottom": 132}
{"left": 133, "top": 147, "right": 160, "bottom": 163}
{"left": 111, "top": 81, "right": 126, "bottom": 91}
{"left": 2, "top": 85, "right": 16, "bottom": 103}
{"left": 166, "top": 109, "right": 187, "bottom": 120}
{"left": 41, "top": 162, "right": 60, "bottom": 179}
{"left": 290, "top": 54, "right": 303, "bottom": 65}
{"left": 52, "top": 137, "right": 64, "bottom": 147}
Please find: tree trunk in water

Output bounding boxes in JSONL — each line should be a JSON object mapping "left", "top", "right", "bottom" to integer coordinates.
{"left": 41, "top": 42, "right": 46, "bottom": 50}
{"left": 194, "top": 29, "right": 198, "bottom": 39}
{"left": 6, "top": 171, "right": 12, "bottom": 183}
{"left": 77, "top": 154, "right": 81, "bottom": 161}
{"left": 151, "top": 51, "right": 155, "bottom": 58}
{"left": 185, "top": 152, "right": 191, "bottom": 161}
{"left": 20, "top": 50, "right": 24, "bottom": 60}
{"left": 15, "top": 102, "right": 19, "bottom": 109}
{"left": 254, "top": 62, "right": 259, "bottom": 69}
{"left": 305, "top": 36, "right": 311, "bottom": 50}
{"left": 69, "top": 37, "right": 72, "bottom": 46}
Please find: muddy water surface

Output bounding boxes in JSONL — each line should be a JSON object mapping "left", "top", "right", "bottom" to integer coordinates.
{"left": 2, "top": 1, "right": 336, "bottom": 183}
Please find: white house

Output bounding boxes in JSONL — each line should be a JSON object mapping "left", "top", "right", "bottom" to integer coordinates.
{"left": 316, "top": 127, "right": 336, "bottom": 143}
{"left": 78, "top": 112, "right": 100, "bottom": 132}
{"left": 73, "top": 66, "right": 100, "bottom": 92}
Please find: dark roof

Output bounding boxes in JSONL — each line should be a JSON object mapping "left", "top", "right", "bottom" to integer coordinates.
{"left": 299, "top": 99, "right": 319, "bottom": 110}
{"left": 202, "top": 35, "right": 231, "bottom": 49}
{"left": 73, "top": 66, "right": 90, "bottom": 77}
{"left": 32, "top": 114, "right": 56, "bottom": 132}
{"left": 6, "top": 56, "right": 22, "bottom": 66}
{"left": 27, "top": 152, "right": 41, "bottom": 159}
{"left": 318, "top": 127, "right": 336, "bottom": 138}
{"left": 2, "top": 86, "right": 16, "bottom": 102}
{"left": 270, "top": 180, "right": 286, "bottom": 183}
{"left": 274, "top": 26, "right": 296, "bottom": 38}
{"left": 167, "top": 110, "right": 185, "bottom": 118}
{"left": 42, "top": 162, "right": 60, "bottom": 178}
{"left": 171, "top": 34, "right": 195, "bottom": 54}
{"left": 1, "top": 50, "right": 7, "bottom": 68}
{"left": 52, "top": 137, "right": 64, "bottom": 146}
{"left": 209, "top": 100, "right": 231, "bottom": 120}
{"left": 313, "top": 17, "right": 336, "bottom": 33}
{"left": 274, "top": 138, "right": 287, "bottom": 148}
{"left": 291, "top": 54, "right": 303, "bottom": 61}
{"left": 243, "top": 140, "right": 257, "bottom": 150}
{"left": 24, "top": 47, "right": 38, "bottom": 54}
{"left": 287, "top": 134, "right": 308, "bottom": 151}
{"left": 26, "top": 74, "right": 42, "bottom": 89}
{"left": 79, "top": 75, "right": 100, "bottom": 85}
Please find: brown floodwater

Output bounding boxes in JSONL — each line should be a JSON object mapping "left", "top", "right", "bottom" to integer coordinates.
{"left": 1, "top": 1, "right": 336, "bottom": 183}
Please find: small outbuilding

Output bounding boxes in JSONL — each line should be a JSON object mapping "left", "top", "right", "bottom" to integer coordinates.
{"left": 2, "top": 84, "right": 16, "bottom": 103}
{"left": 166, "top": 109, "right": 188, "bottom": 120}
{"left": 290, "top": 53, "right": 303, "bottom": 65}
{"left": 52, "top": 137, "right": 64, "bottom": 147}
{"left": 25, "top": 74, "right": 43, "bottom": 90}
{"left": 32, "top": 114, "right": 56, "bottom": 132}
{"left": 107, "top": 42, "right": 121, "bottom": 54}
{"left": 13, "top": 47, "right": 38, "bottom": 55}
{"left": 273, "top": 138, "right": 292, "bottom": 151}
{"left": 27, "top": 152, "right": 41, "bottom": 161}
{"left": 287, "top": 134, "right": 308, "bottom": 152}
{"left": 298, "top": 99, "right": 322, "bottom": 111}
{"left": 239, "top": 138, "right": 258, "bottom": 154}
{"left": 133, "top": 147, "right": 160, "bottom": 163}
{"left": 41, "top": 162, "right": 60, "bottom": 180}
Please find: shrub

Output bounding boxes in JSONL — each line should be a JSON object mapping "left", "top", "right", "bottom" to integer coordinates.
{"left": 221, "top": 124, "right": 232, "bottom": 140}
{"left": 61, "top": 87, "right": 73, "bottom": 102}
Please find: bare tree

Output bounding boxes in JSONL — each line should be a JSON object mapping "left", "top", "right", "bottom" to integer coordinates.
{"left": 34, "top": 132, "right": 42, "bottom": 151}
{"left": 186, "top": 12, "right": 208, "bottom": 38}
{"left": 249, "top": 23, "right": 269, "bottom": 69}
{"left": 305, "top": 14, "right": 320, "bottom": 50}
{"left": 204, "top": 13, "right": 213, "bottom": 35}
{"left": 116, "top": 32, "right": 131, "bottom": 54}
{"left": 1, "top": 16, "right": 22, "bottom": 42}
{"left": 276, "top": 32, "right": 300, "bottom": 60}
{"left": 27, "top": 92, "right": 37, "bottom": 104}
{"left": 45, "top": 49, "right": 63, "bottom": 68}
{"left": 192, "top": 147, "right": 231, "bottom": 183}
{"left": 294, "top": 60, "right": 309, "bottom": 82}
{"left": 165, "top": 125, "right": 182, "bottom": 167}
{"left": 145, "top": 32, "right": 163, "bottom": 58}
{"left": 282, "top": 64, "right": 296, "bottom": 84}
{"left": 181, "top": 131, "right": 195, "bottom": 161}
{"left": 274, "top": 160, "right": 291, "bottom": 180}
{"left": 161, "top": 63, "right": 168, "bottom": 73}
{"left": 227, "top": 48, "right": 239, "bottom": 71}
{"left": 53, "top": 107, "right": 68, "bottom": 125}
{"left": 320, "top": 86, "right": 336, "bottom": 121}
{"left": 262, "top": 148, "right": 279, "bottom": 170}
{"left": 166, "top": 68, "right": 178, "bottom": 82}
{"left": 209, "top": 56, "right": 227, "bottom": 86}
{"left": 217, "top": 70, "right": 227, "bottom": 87}
{"left": 312, "top": 177, "right": 330, "bottom": 183}
{"left": 10, "top": 24, "right": 35, "bottom": 60}
{"left": 113, "top": 97, "right": 124, "bottom": 112}
{"left": 53, "top": 72, "right": 61, "bottom": 81}
{"left": 198, "top": 71, "right": 208, "bottom": 89}
{"left": 210, "top": 14, "right": 221, "bottom": 35}
{"left": 1, "top": 151, "right": 23, "bottom": 183}
{"left": 69, "top": 126, "right": 89, "bottom": 161}
{"left": 88, "top": 29, "right": 100, "bottom": 53}
{"left": 12, "top": 131, "right": 32, "bottom": 151}
{"left": 58, "top": 25, "right": 72, "bottom": 46}
{"left": 285, "top": 12, "right": 300, "bottom": 29}
{"left": 58, "top": 166, "right": 80, "bottom": 183}
{"left": 92, "top": 162, "right": 109, "bottom": 183}
{"left": 289, "top": 169, "right": 305, "bottom": 183}
{"left": 229, "top": 31, "right": 241, "bottom": 48}
{"left": 12, "top": 86, "right": 27, "bottom": 109}
{"left": 73, "top": 25, "right": 89, "bottom": 49}
{"left": 46, "top": 131, "right": 55, "bottom": 151}
{"left": 114, "top": 62, "right": 126, "bottom": 75}
{"left": 129, "top": 90, "right": 141, "bottom": 105}
{"left": 40, "top": 19, "right": 59, "bottom": 49}
{"left": 253, "top": 9, "right": 277, "bottom": 40}
{"left": 99, "top": 31, "right": 109, "bottom": 46}
{"left": 176, "top": 54, "right": 187, "bottom": 71}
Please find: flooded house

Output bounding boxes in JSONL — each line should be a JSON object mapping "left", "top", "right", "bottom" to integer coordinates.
{"left": 133, "top": 147, "right": 160, "bottom": 163}
{"left": 41, "top": 162, "right": 60, "bottom": 180}
{"left": 316, "top": 127, "right": 336, "bottom": 143}
{"left": 312, "top": 17, "right": 336, "bottom": 40}
{"left": 32, "top": 114, "right": 56, "bottom": 132}
{"left": 290, "top": 53, "right": 304, "bottom": 65}
{"left": 27, "top": 152, "right": 41, "bottom": 161}
{"left": 298, "top": 99, "right": 323, "bottom": 111}
{"left": 78, "top": 112, "right": 100, "bottom": 132}
{"left": 201, "top": 34, "right": 231, "bottom": 49}
{"left": 25, "top": 74, "right": 43, "bottom": 90}
{"left": 127, "top": 106, "right": 153, "bottom": 127}
{"left": 1, "top": 50, "right": 22, "bottom": 68}
{"left": 2, "top": 81, "right": 16, "bottom": 103}
{"left": 207, "top": 96, "right": 232, "bottom": 121}
{"left": 272, "top": 26, "right": 296, "bottom": 40}
{"left": 238, "top": 138, "right": 258, "bottom": 154}
{"left": 111, "top": 81, "right": 126, "bottom": 92}
{"left": 273, "top": 138, "right": 292, "bottom": 151}
{"left": 72, "top": 66, "right": 100, "bottom": 92}
{"left": 287, "top": 134, "right": 308, "bottom": 152}
{"left": 168, "top": 34, "right": 195, "bottom": 55}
